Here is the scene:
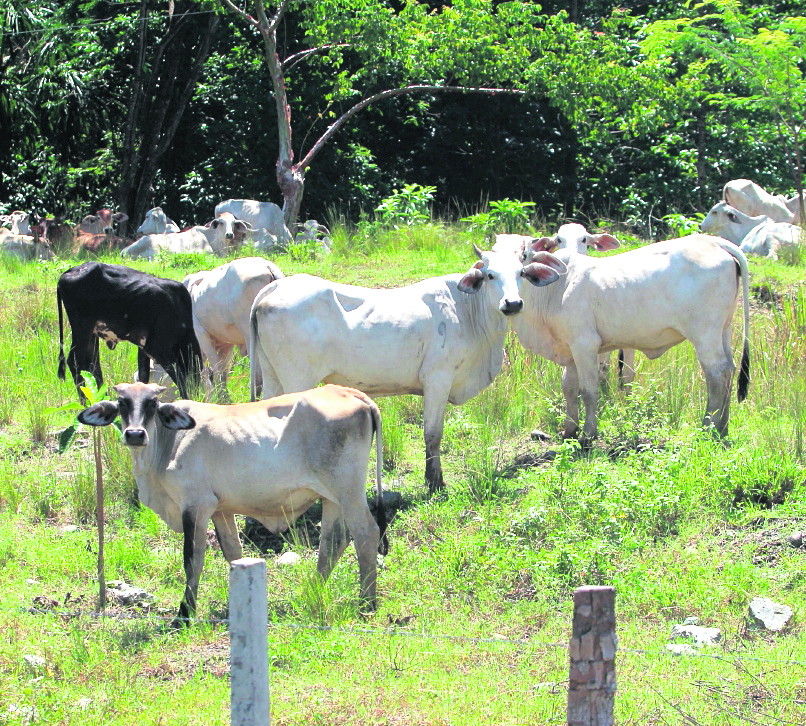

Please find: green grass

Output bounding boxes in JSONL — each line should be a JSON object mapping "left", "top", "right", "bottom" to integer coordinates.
{"left": 0, "top": 221, "right": 805, "bottom": 724}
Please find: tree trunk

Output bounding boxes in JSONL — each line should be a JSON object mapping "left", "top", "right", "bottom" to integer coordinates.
{"left": 116, "top": 4, "right": 219, "bottom": 235}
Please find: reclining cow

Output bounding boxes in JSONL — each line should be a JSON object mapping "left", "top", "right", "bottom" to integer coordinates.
{"left": 700, "top": 201, "right": 803, "bottom": 261}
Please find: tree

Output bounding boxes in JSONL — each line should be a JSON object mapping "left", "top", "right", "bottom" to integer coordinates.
{"left": 116, "top": 0, "right": 221, "bottom": 235}
{"left": 642, "top": 1, "right": 806, "bottom": 216}
{"left": 218, "top": 0, "right": 563, "bottom": 227}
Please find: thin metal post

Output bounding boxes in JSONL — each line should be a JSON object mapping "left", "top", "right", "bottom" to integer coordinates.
{"left": 94, "top": 429, "right": 105, "bottom": 610}
{"left": 567, "top": 585, "right": 617, "bottom": 726}
{"left": 230, "top": 557, "right": 270, "bottom": 726}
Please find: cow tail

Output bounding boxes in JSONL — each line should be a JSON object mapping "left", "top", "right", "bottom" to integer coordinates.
{"left": 720, "top": 241, "right": 751, "bottom": 402}
{"left": 249, "top": 301, "right": 261, "bottom": 402}
{"left": 369, "top": 399, "right": 388, "bottom": 556}
{"left": 57, "top": 286, "right": 66, "bottom": 380}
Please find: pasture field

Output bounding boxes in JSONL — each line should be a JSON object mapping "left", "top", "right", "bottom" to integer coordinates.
{"left": 1, "top": 223, "right": 806, "bottom": 724}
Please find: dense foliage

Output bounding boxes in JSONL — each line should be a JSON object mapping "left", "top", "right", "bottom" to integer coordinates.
{"left": 1, "top": 0, "right": 803, "bottom": 232}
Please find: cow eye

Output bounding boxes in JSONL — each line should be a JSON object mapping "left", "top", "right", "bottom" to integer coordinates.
{"left": 487, "top": 273, "right": 494, "bottom": 279}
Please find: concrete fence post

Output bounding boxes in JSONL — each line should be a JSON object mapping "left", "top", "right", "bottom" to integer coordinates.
{"left": 230, "top": 557, "right": 270, "bottom": 726}
{"left": 567, "top": 585, "right": 617, "bottom": 726}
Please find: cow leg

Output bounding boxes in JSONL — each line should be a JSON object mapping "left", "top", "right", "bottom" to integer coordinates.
{"left": 317, "top": 499, "right": 350, "bottom": 583}
{"left": 694, "top": 337, "right": 735, "bottom": 437}
{"left": 561, "top": 365, "right": 580, "bottom": 439}
{"left": 567, "top": 340, "right": 601, "bottom": 443}
{"left": 341, "top": 500, "right": 381, "bottom": 612}
{"left": 195, "top": 329, "right": 223, "bottom": 390}
{"left": 211, "top": 511, "right": 242, "bottom": 562}
{"left": 422, "top": 383, "right": 450, "bottom": 494}
{"left": 619, "top": 349, "right": 637, "bottom": 389}
{"left": 213, "top": 343, "right": 236, "bottom": 391}
{"left": 137, "top": 349, "right": 151, "bottom": 384}
{"left": 175, "top": 504, "right": 214, "bottom": 626}
{"left": 67, "top": 328, "right": 102, "bottom": 401}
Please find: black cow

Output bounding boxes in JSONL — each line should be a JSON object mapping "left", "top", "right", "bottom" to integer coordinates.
{"left": 57, "top": 262, "right": 203, "bottom": 401}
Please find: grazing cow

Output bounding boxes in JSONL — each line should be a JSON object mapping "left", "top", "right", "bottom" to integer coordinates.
{"left": 723, "top": 179, "right": 796, "bottom": 223}
{"left": 495, "top": 229, "right": 637, "bottom": 388}
{"left": 0, "top": 230, "right": 54, "bottom": 261}
{"left": 214, "top": 198, "right": 293, "bottom": 249}
{"left": 0, "top": 211, "right": 32, "bottom": 235}
{"left": 77, "top": 382, "right": 387, "bottom": 623}
{"left": 501, "top": 228, "right": 750, "bottom": 441}
{"left": 56, "top": 262, "right": 203, "bottom": 401}
{"left": 136, "top": 207, "right": 181, "bottom": 236}
{"left": 700, "top": 201, "right": 803, "bottom": 260}
{"left": 249, "top": 246, "right": 567, "bottom": 493}
{"left": 121, "top": 214, "right": 247, "bottom": 259}
{"left": 184, "top": 257, "right": 284, "bottom": 392}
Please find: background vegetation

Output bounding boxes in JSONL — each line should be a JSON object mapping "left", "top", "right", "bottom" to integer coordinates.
{"left": 1, "top": 0, "right": 804, "bottom": 235}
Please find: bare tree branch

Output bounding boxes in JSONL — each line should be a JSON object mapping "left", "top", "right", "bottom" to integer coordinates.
{"left": 297, "top": 85, "right": 525, "bottom": 173}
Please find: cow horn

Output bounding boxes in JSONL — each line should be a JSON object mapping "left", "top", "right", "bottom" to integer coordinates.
{"left": 472, "top": 243, "right": 484, "bottom": 260}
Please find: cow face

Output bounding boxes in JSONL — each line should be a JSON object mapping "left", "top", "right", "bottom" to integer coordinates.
{"left": 699, "top": 201, "right": 766, "bottom": 245}
{"left": 458, "top": 244, "right": 567, "bottom": 315}
{"left": 78, "top": 383, "right": 195, "bottom": 447}
{"left": 528, "top": 224, "right": 620, "bottom": 257}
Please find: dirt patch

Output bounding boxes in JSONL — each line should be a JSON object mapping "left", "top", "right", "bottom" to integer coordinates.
{"left": 140, "top": 640, "right": 229, "bottom": 681}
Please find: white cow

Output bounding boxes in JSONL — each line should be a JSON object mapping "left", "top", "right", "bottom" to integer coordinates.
{"left": 0, "top": 229, "right": 54, "bottom": 260}
{"left": 183, "top": 257, "right": 284, "bottom": 392}
{"left": 249, "top": 246, "right": 567, "bottom": 493}
{"left": 700, "top": 201, "right": 803, "bottom": 260}
{"left": 121, "top": 214, "right": 247, "bottom": 260}
{"left": 0, "top": 211, "right": 32, "bottom": 235}
{"left": 136, "top": 207, "right": 180, "bottom": 236}
{"left": 214, "top": 199, "right": 293, "bottom": 249}
{"left": 78, "top": 382, "right": 387, "bottom": 623}
{"left": 500, "top": 229, "right": 750, "bottom": 441}
{"left": 723, "top": 179, "right": 796, "bottom": 223}
{"left": 495, "top": 229, "right": 637, "bottom": 388}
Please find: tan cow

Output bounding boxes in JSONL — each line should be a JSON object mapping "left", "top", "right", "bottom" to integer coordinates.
{"left": 77, "top": 383, "right": 387, "bottom": 624}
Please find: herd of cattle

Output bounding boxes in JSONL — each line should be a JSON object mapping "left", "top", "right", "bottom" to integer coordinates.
{"left": 0, "top": 198, "right": 329, "bottom": 262}
{"left": 3, "top": 178, "right": 798, "bottom": 621}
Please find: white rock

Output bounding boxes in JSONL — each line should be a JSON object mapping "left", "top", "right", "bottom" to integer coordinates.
{"left": 276, "top": 551, "right": 301, "bottom": 566}
{"left": 670, "top": 624, "right": 721, "bottom": 645}
{"left": 106, "top": 581, "right": 156, "bottom": 605}
{"left": 23, "top": 655, "right": 46, "bottom": 670}
{"left": 748, "top": 597, "right": 793, "bottom": 632}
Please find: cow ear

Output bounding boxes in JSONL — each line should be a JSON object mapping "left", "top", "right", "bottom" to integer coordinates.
{"left": 589, "top": 233, "right": 620, "bottom": 251}
{"left": 530, "top": 236, "right": 558, "bottom": 254}
{"left": 77, "top": 401, "right": 119, "bottom": 427}
{"left": 457, "top": 263, "right": 486, "bottom": 294}
{"left": 157, "top": 403, "right": 196, "bottom": 430}
{"left": 113, "top": 212, "right": 129, "bottom": 224}
{"left": 522, "top": 251, "right": 567, "bottom": 287}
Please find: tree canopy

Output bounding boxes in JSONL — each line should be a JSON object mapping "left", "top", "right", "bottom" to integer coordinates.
{"left": 0, "top": 0, "right": 803, "bottom": 233}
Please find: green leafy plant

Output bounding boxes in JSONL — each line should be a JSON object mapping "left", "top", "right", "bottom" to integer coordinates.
{"left": 374, "top": 184, "right": 436, "bottom": 229}
{"left": 461, "top": 198, "right": 536, "bottom": 238}
{"left": 662, "top": 212, "right": 704, "bottom": 238}
{"left": 44, "top": 373, "right": 116, "bottom": 453}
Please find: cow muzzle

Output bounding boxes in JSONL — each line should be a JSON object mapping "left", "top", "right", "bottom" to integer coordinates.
{"left": 500, "top": 299, "right": 524, "bottom": 315}
{"left": 123, "top": 428, "right": 148, "bottom": 447}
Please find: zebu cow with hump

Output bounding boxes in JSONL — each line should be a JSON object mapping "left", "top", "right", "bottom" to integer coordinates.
{"left": 495, "top": 229, "right": 637, "bottom": 388}
{"left": 249, "top": 245, "right": 567, "bottom": 493}
{"left": 77, "top": 382, "right": 388, "bottom": 624}
{"left": 215, "top": 198, "right": 293, "bottom": 249}
{"left": 56, "top": 262, "right": 203, "bottom": 402}
{"left": 122, "top": 213, "right": 248, "bottom": 259}
{"left": 700, "top": 201, "right": 803, "bottom": 260}
{"left": 723, "top": 179, "right": 797, "bottom": 224}
{"left": 499, "top": 226, "right": 750, "bottom": 441}
{"left": 183, "top": 257, "right": 284, "bottom": 392}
